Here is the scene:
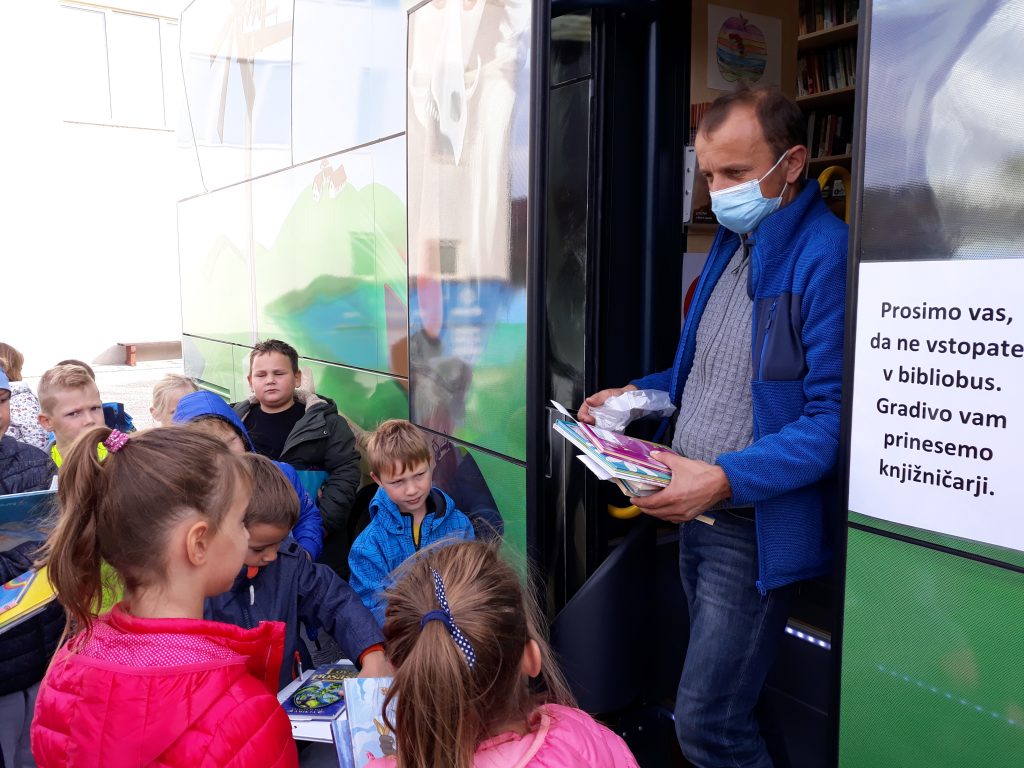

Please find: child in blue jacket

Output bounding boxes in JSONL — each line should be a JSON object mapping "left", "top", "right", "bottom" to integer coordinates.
{"left": 172, "top": 390, "right": 323, "bottom": 561}
{"left": 205, "top": 453, "right": 388, "bottom": 690}
{"left": 348, "top": 419, "right": 474, "bottom": 624}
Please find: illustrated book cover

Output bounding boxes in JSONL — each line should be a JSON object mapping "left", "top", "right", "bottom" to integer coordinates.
{"left": 553, "top": 420, "right": 671, "bottom": 490}
{"left": 281, "top": 662, "right": 358, "bottom": 721}
{"left": 550, "top": 400, "right": 670, "bottom": 472}
{"left": 333, "top": 676, "right": 396, "bottom": 768}
{"left": 0, "top": 565, "right": 56, "bottom": 635}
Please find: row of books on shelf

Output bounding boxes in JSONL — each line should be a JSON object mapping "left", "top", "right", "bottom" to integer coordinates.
{"left": 807, "top": 111, "right": 853, "bottom": 159}
{"left": 798, "top": 0, "right": 859, "bottom": 35}
{"left": 798, "top": 43, "right": 856, "bottom": 97}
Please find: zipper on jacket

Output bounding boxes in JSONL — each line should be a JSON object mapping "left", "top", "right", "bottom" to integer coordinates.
{"left": 240, "top": 580, "right": 255, "bottom": 629}
{"left": 758, "top": 300, "right": 778, "bottom": 381}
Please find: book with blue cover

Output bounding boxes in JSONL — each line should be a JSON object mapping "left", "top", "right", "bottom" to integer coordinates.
{"left": 0, "top": 565, "right": 56, "bottom": 635}
{"left": 281, "top": 662, "right": 358, "bottom": 720}
{"left": 333, "top": 677, "right": 396, "bottom": 768}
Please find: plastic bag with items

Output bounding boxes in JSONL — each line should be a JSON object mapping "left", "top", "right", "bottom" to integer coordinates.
{"left": 589, "top": 389, "right": 676, "bottom": 432}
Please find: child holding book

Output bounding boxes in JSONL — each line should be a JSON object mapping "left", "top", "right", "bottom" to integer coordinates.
{"left": 370, "top": 539, "right": 639, "bottom": 768}
{"left": 31, "top": 427, "right": 298, "bottom": 768}
{"left": 0, "top": 542, "right": 63, "bottom": 768}
{"left": 348, "top": 419, "right": 475, "bottom": 625}
{"left": 205, "top": 453, "right": 389, "bottom": 690}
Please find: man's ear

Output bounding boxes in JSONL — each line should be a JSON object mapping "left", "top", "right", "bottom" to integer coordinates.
{"left": 294, "top": 370, "right": 303, "bottom": 389}
{"left": 246, "top": 373, "right": 254, "bottom": 393}
{"left": 185, "top": 519, "right": 211, "bottom": 566}
{"left": 784, "top": 145, "right": 808, "bottom": 184}
{"left": 520, "top": 638, "right": 542, "bottom": 679}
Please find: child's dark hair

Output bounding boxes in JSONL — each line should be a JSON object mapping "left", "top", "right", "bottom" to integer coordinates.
{"left": 43, "top": 426, "right": 249, "bottom": 635}
{"left": 241, "top": 453, "right": 299, "bottom": 529}
{"left": 382, "top": 540, "right": 574, "bottom": 768}
{"left": 249, "top": 339, "right": 299, "bottom": 373}
{"left": 366, "top": 419, "right": 431, "bottom": 477}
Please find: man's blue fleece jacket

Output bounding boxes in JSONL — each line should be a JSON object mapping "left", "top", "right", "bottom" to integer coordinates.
{"left": 633, "top": 180, "right": 848, "bottom": 592}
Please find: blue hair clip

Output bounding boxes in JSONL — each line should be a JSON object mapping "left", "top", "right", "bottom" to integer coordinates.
{"left": 420, "top": 567, "right": 477, "bottom": 669}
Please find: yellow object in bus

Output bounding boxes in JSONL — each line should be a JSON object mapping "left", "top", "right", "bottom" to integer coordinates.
{"left": 817, "top": 165, "right": 852, "bottom": 223}
{"left": 608, "top": 503, "right": 642, "bottom": 519}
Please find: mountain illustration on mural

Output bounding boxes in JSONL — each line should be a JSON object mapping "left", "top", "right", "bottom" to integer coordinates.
{"left": 716, "top": 14, "right": 768, "bottom": 84}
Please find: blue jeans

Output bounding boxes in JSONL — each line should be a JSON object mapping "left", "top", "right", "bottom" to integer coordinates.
{"left": 675, "top": 512, "right": 795, "bottom": 768}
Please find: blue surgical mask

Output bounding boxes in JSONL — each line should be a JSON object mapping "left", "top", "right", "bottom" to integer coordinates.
{"left": 710, "top": 152, "right": 790, "bottom": 234}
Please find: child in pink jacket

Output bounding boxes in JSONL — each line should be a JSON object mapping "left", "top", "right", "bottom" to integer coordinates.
{"left": 367, "top": 540, "right": 639, "bottom": 768}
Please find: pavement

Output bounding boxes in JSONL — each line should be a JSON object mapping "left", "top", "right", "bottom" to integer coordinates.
{"left": 23, "top": 359, "right": 186, "bottom": 431}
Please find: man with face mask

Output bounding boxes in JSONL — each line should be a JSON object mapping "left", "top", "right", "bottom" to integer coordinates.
{"left": 579, "top": 88, "right": 847, "bottom": 768}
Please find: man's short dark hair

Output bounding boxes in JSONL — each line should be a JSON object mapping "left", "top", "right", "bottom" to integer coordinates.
{"left": 249, "top": 339, "right": 299, "bottom": 373}
{"left": 699, "top": 87, "right": 806, "bottom": 159}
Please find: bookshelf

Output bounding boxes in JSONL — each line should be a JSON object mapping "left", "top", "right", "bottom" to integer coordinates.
{"left": 796, "top": 1, "right": 859, "bottom": 217}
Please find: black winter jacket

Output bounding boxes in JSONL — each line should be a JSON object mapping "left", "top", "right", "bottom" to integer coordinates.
{"left": 235, "top": 392, "right": 361, "bottom": 576}
{"left": 234, "top": 393, "right": 359, "bottom": 536}
{"left": 0, "top": 542, "right": 65, "bottom": 695}
{"left": 0, "top": 436, "right": 55, "bottom": 495}
{"left": 204, "top": 536, "right": 383, "bottom": 691}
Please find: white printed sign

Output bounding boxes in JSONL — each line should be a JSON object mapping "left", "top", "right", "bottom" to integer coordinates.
{"left": 848, "top": 259, "right": 1024, "bottom": 552}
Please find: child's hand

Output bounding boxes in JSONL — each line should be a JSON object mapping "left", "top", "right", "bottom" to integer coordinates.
{"left": 358, "top": 650, "right": 393, "bottom": 678}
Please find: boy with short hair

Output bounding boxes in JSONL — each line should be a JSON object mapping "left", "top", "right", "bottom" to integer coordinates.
{"left": 54, "top": 358, "right": 135, "bottom": 433}
{"left": 348, "top": 419, "right": 475, "bottom": 624}
{"left": 0, "top": 368, "right": 55, "bottom": 493}
{"left": 173, "top": 389, "right": 323, "bottom": 561}
{"left": 205, "top": 453, "right": 388, "bottom": 689}
{"left": 233, "top": 339, "right": 361, "bottom": 576}
{"left": 36, "top": 363, "right": 105, "bottom": 467}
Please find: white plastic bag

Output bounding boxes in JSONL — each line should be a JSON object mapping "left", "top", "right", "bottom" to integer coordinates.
{"left": 590, "top": 389, "right": 676, "bottom": 432}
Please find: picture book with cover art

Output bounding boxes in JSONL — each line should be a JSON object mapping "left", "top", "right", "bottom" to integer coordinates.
{"left": 281, "top": 662, "right": 358, "bottom": 721}
{"left": 553, "top": 420, "right": 671, "bottom": 489}
{"left": 550, "top": 400, "right": 670, "bottom": 472}
{"left": 0, "top": 570, "right": 35, "bottom": 614}
{"left": 333, "top": 676, "right": 396, "bottom": 768}
{"left": 0, "top": 565, "right": 56, "bottom": 635}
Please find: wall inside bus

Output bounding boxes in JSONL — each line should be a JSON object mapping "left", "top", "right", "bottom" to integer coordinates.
{"left": 1, "top": 2, "right": 189, "bottom": 374}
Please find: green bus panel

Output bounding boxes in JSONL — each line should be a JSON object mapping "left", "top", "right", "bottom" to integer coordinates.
{"left": 468, "top": 448, "right": 526, "bottom": 566}
{"left": 252, "top": 138, "right": 408, "bottom": 377}
{"left": 183, "top": 335, "right": 241, "bottom": 400}
{"left": 297, "top": 358, "right": 408, "bottom": 435}
{"left": 839, "top": 528, "right": 1024, "bottom": 767}
{"left": 177, "top": 184, "right": 254, "bottom": 345}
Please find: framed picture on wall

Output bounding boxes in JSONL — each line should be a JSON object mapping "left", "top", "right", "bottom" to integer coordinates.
{"left": 707, "top": 5, "right": 782, "bottom": 91}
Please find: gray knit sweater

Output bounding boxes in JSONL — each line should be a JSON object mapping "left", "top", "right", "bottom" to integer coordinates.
{"left": 672, "top": 243, "right": 754, "bottom": 468}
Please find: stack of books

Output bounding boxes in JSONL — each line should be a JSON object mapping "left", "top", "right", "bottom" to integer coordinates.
{"left": 281, "top": 662, "right": 359, "bottom": 721}
{"left": 550, "top": 401, "right": 671, "bottom": 497}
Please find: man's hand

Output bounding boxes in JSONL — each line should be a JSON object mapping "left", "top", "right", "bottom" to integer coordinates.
{"left": 631, "top": 451, "right": 732, "bottom": 523}
{"left": 577, "top": 384, "right": 637, "bottom": 424}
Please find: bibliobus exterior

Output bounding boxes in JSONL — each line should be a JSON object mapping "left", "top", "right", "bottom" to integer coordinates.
{"left": 175, "top": 1, "right": 1024, "bottom": 765}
